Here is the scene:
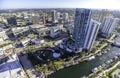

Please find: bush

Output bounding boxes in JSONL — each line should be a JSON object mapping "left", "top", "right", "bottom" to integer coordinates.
{"left": 53, "top": 61, "right": 63, "bottom": 70}
{"left": 0, "top": 43, "right": 12, "bottom": 48}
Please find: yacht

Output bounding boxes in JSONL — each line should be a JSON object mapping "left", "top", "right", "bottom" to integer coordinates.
{"left": 91, "top": 67, "right": 98, "bottom": 73}
{"left": 87, "top": 56, "right": 95, "bottom": 61}
{"left": 96, "top": 53, "right": 102, "bottom": 56}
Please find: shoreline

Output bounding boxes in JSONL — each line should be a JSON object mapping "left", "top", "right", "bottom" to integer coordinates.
{"left": 46, "top": 34, "right": 116, "bottom": 77}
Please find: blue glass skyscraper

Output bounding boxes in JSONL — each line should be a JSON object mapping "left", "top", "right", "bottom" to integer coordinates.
{"left": 73, "top": 8, "right": 100, "bottom": 51}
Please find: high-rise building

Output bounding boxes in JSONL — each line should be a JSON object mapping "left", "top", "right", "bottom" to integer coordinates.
{"left": 73, "top": 8, "right": 100, "bottom": 51}
{"left": 52, "top": 10, "right": 58, "bottom": 23}
{"left": 73, "top": 8, "right": 91, "bottom": 51}
{"left": 7, "top": 17, "right": 17, "bottom": 25}
{"left": 85, "top": 19, "right": 100, "bottom": 50}
{"left": 42, "top": 13, "right": 46, "bottom": 25}
{"left": 63, "top": 13, "right": 69, "bottom": 23}
{"left": 57, "top": 12, "right": 61, "bottom": 19}
{"left": 100, "top": 17, "right": 119, "bottom": 37}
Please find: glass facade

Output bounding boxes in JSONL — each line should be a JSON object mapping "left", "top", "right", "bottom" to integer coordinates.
{"left": 73, "top": 8, "right": 91, "bottom": 50}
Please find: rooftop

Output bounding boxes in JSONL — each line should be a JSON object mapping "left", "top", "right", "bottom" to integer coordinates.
{"left": 0, "top": 54, "right": 25, "bottom": 78}
{"left": 30, "top": 24, "right": 45, "bottom": 29}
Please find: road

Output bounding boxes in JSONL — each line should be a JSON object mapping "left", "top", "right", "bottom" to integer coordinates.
{"left": 97, "top": 61, "right": 120, "bottom": 77}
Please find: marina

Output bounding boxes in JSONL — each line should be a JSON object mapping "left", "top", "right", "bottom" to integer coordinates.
{"left": 48, "top": 38, "right": 120, "bottom": 78}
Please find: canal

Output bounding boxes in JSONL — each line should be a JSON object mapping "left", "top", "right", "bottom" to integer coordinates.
{"left": 48, "top": 38, "right": 120, "bottom": 78}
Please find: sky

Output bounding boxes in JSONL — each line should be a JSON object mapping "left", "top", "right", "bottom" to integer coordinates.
{"left": 0, "top": 0, "right": 120, "bottom": 9}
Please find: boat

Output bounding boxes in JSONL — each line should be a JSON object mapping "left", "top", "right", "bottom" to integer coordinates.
{"left": 104, "top": 51, "right": 107, "bottom": 54}
{"left": 102, "top": 63, "right": 106, "bottom": 67}
{"left": 98, "top": 65, "right": 102, "bottom": 69}
{"left": 105, "top": 60, "right": 111, "bottom": 64}
{"left": 109, "top": 59, "right": 113, "bottom": 62}
{"left": 96, "top": 53, "right": 102, "bottom": 56}
{"left": 116, "top": 53, "right": 120, "bottom": 57}
{"left": 107, "top": 49, "right": 110, "bottom": 51}
{"left": 87, "top": 56, "right": 95, "bottom": 61}
{"left": 113, "top": 56, "right": 118, "bottom": 60}
{"left": 91, "top": 67, "right": 98, "bottom": 73}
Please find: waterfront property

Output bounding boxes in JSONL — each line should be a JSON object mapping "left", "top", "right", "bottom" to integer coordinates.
{"left": 100, "top": 17, "right": 119, "bottom": 37}
{"left": 48, "top": 44, "right": 120, "bottom": 78}
{"left": 73, "top": 8, "right": 100, "bottom": 51}
{"left": 0, "top": 8, "right": 120, "bottom": 78}
{"left": 73, "top": 8, "right": 91, "bottom": 51}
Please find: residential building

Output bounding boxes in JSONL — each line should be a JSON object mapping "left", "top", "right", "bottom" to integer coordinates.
{"left": 20, "top": 38, "right": 30, "bottom": 46}
{"left": 52, "top": 10, "right": 58, "bottom": 23}
{"left": 73, "top": 8, "right": 91, "bottom": 51}
{"left": 16, "top": 19, "right": 27, "bottom": 26}
{"left": 57, "top": 12, "right": 61, "bottom": 19}
{"left": 63, "top": 13, "right": 69, "bottom": 23}
{"left": 50, "top": 24, "right": 63, "bottom": 38}
{"left": 73, "top": 8, "right": 100, "bottom": 51}
{"left": 30, "top": 24, "right": 48, "bottom": 36}
{"left": 100, "top": 17, "right": 119, "bottom": 37}
{"left": 42, "top": 14, "right": 46, "bottom": 25}
{"left": 85, "top": 19, "right": 100, "bottom": 50}
{"left": 11, "top": 26, "right": 30, "bottom": 37}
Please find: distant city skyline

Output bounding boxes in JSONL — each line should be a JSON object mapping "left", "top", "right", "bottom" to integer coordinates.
{"left": 0, "top": 0, "right": 120, "bottom": 10}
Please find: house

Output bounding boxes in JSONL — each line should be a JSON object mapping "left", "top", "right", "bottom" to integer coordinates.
{"left": 20, "top": 38, "right": 30, "bottom": 46}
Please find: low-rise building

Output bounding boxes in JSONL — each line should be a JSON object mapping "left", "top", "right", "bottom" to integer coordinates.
{"left": 30, "top": 39, "right": 45, "bottom": 45}
{"left": 11, "top": 26, "right": 30, "bottom": 37}
{"left": 0, "top": 30, "right": 8, "bottom": 41}
{"left": 20, "top": 38, "right": 31, "bottom": 46}
{"left": 17, "top": 19, "right": 27, "bottom": 26}
{"left": 30, "top": 24, "right": 49, "bottom": 36}
{"left": 49, "top": 24, "right": 63, "bottom": 38}
{"left": 0, "top": 54, "right": 25, "bottom": 78}
{"left": 2, "top": 44, "right": 14, "bottom": 55}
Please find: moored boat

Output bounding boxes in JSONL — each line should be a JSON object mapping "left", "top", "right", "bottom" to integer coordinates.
{"left": 87, "top": 56, "right": 95, "bottom": 61}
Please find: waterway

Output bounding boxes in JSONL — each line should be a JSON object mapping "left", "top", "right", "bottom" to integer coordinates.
{"left": 48, "top": 38, "right": 120, "bottom": 78}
